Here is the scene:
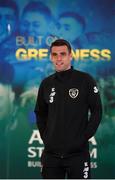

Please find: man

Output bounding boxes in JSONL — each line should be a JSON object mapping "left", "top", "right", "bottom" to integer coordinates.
{"left": 34, "top": 39, "right": 102, "bottom": 179}
{"left": 0, "top": 0, "right": 19, "bottom": 44}
{"left": 0, "top": 61, "right": 15, "bottom": 125}
{"left": 15, "top": 1, "right": 52, "bottom": 87}
{"left": 0, "top": 61, "right": 36, "bottom": 178}
{"left": 58, "top": 12, "right": 86, "bottom": 48}
{"left": 20, "top": 1, "right": 52, "bottom": 46}
{"left": 0, "top": 61, "right": 16, "bottom": 178}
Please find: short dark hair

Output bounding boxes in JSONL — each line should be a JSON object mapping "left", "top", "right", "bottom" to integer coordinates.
{"left": 0, "top": 0, "right": 19, "bottom": 20}
{"left": 50, "top": 39, "right": 72, "bottom": 53}
{"left": 59, "top": 12, "right": 86, "bottom": 31}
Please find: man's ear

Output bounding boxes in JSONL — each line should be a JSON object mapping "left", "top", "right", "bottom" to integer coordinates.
{"left": 70, "top": 52, "right": 73, "bottom": 61}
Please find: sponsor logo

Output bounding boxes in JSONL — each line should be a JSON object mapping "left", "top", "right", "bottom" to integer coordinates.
{"left": 94, "top": 86, "right": 98, "bottom": 93}
{"left": 69, "top": 88, "right": 79, "bottom": 98}
{"left": 83, "top": 162, "right": 89, "bottom": 179}
{"left": 49, "top": 88, "right": 56, "bottom": 103}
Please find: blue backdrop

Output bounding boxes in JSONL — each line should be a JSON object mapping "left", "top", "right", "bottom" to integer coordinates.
{"left": 0, "top": 0, "right": 115, "bottom": 178}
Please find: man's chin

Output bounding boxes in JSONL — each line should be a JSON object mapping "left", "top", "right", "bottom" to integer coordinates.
{"left": 55, "top": 67, "right": 64, "bottom": 72}
{"left": 55, "top": 64, "right": 63, "bottom": 72}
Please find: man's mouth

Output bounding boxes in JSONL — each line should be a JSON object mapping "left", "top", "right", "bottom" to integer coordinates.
{"left": 56, "top": 62, "right": 63, "bottom": 66}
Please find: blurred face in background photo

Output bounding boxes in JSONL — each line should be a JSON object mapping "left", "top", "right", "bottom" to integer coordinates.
{"left": 58, "top": 16, "right": 84, "bottom": 43}
{"left": 0, "top": 7, "right": 17, "bottom": 43}
{"left": 20, "top": 11, "right": 48, "bottom": 38}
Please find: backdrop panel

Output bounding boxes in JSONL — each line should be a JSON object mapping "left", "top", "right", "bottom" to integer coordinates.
{"left": 0, "top": 0, "right": 115, "bottom": 179}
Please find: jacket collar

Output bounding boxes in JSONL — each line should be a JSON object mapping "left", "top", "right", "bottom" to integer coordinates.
{"left": 55, "top": 66, "right": 73, "bottom": 82}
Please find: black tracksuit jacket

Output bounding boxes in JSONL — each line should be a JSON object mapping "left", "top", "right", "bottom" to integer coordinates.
{"left": 34, "top": 67, "right": 102, "bottom": 157}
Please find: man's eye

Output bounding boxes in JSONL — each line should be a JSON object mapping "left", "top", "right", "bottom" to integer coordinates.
{"left": 33, "top": 22, "right": 40, "bottom": 28}
{"left": 6, "top": 15, "right": 15, "bottom": 21}
{"left": 61, "top": 53, "right": 66, "bottom": 56}
{"left": 64, "top": 24, "right": 70, "bottom": 31}
{"left": 22, "top": 21, "right": 29, "bottom": 27}
{"left": 52, "top": 53, "right": 57, "bottom": 57}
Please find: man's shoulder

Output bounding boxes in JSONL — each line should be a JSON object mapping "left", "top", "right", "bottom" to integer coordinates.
{"left": 43, "top": 73, "right": 55, "bottom": 82}
{"left": 73, "top": 69, "right": 93, "bottom": 80}
{"left": 40, "top": 73, "right": 55, "bottom": 86}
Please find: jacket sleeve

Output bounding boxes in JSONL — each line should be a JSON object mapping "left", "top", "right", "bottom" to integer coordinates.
{"left": 84, "top": 75, "right": 102, "bottom": 140}
{"left": 34, "top": 80, "right": 48, "bottom": 140}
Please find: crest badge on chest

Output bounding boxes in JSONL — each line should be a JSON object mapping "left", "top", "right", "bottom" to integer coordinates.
{"left": 69, "top": 88, "right": 79, "bottom": 99}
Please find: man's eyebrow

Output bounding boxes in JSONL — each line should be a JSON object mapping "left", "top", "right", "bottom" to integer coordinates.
{"left": 51, "top": 52, "right": 67, "bottom": 56}
{"left": 52, "top": 51, "right": 67, "bottom": 54}
{"left": 60, "top": 52, "right": 66, "bottom": 54}
{"left": 51, "top": 52, "right": 57, "bottom": 55}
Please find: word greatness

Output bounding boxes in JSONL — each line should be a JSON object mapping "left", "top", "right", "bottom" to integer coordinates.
{"left": 16, "top": 48, "right": 111, "bottom": 61}
{"left": 16, "top": 36, "right": 111, "bottom": 61}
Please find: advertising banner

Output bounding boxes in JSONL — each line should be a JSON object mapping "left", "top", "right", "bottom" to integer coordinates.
{"left": 0, "top": 0, "right": 115, "bottom": 178}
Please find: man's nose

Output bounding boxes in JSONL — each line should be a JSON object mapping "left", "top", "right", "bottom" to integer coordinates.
{"left": 28, "top": 24, "right": 35, "bottom": 34}
{"left": 57, "top": 54, "right": 62, "bottom": 61}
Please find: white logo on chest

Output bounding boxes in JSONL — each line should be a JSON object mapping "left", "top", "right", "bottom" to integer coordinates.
{"left": 49, "top": 88, "right": 56, "bottom": 103}
{"left": 69, "top": 88, "right": 79, "bottom": 99}
{"left": 83, "top": 161, "right": 89, "bottom": 179}
{"left": 94, "top": 86, "right": 98, "bottom": 93}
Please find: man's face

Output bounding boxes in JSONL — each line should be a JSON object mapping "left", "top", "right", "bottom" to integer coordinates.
{"left": 59, "top": 17, "right": 83, "bottom": 42}
{"left": 51, "top": 45, "right": 72, "bottom": 72}
{"left": 21, "top": 11, "right": 48, "bottom": 37}
{"left": 0, "top": 7, "right": 16, "bottom": 42}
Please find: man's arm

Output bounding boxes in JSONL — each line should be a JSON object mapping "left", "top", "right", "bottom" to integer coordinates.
{"left": 84, "top": 75, "right": 102, "bottom": 140}
{"left": 34, "top": 80, "right": 48, "bottom": 140}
